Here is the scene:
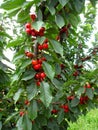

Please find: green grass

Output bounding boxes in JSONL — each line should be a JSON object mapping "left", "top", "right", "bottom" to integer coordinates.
{"left": 67, "top": 108, "right": 98, "bottom": 130}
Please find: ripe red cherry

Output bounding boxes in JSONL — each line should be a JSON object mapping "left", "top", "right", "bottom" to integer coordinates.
{"left": 38, "top": 45, "right": 43, "bottom": 50}
{"left": 86, "top": 83, "right": 91, "bottom": 88}
{"left": 26, "top": 28, "right": 32, "bottom": 35}
{"left": 36, "top": 81, "right": 40, "bottom": 86}
{"left": 24, "top": 100, "right": 30, "bottom": 105}
{"left": 43, "top": 43, "right": 48, "bottom": 49}
{"left": 51, "top": 109, "right": 58, "bottom": 114}
{"left": 19, "top": 111, "right": 25, "bottom": 117}
{"left": 33, "top": 64, "right": 41, "bottom": 70}
{"left": 39, "top": 27, "right": 45, "bottom": 32}
{"left": 32, "top": 60, "right": 38, "bottom": 66}
{"left": 25, "top": 23, "right": 31, "bottom": 29}
{"left": 38, "top": 59, "right": 42, "bottom": 64}
{"left": 40, "top": 72, "right": 46, "bottom": 79}
{"left": 35, "top": 73, "right": 40, "bottom": 79}
{"left": 25, "top": 52, "right": 33, "bottom": 58}
{"left": 30, "top": 14, "right": 36, "bottom": 21}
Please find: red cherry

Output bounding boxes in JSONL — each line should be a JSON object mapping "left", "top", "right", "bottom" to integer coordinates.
{"left": 24, "top": 100, "right": 30, "bottom": 105}
{"left": 25, "top": 23, "right": 31, "bottom": 29}
{"left": 51, "top": 109, "right": 58, "bottom": 114}
{"left": 43, "top": 43, "right": 48, "bottom": 49}
{"left": 35, "top": 73, "right": 40, "bottom": 79}
{"left": 73, "top": 71, "right": 79, "bottom": 77}
{"left": 25, "top": 28, "right": 32, "bottom": 35}
{"left": 86, "top": 83, "right": 91, "bottom": 88}
{"left": 40, "top": 72, "right": 46, "bottom": 79}
{"left": 67, "top": 96, "right": 74, "bottom": 101}
{"left": 19, "top": 111, "right": 25, "bottom": 117}
{"left": 38, "top": 44, "right": 43, "bottom": 50}
{"left": 38, "top": 59, "right": 42, "bottom": 64}
{"left": 25, "top": 52, "right": 33, "bottom": 58}
{"left": 41, "top": 57, "right": 47, "bottom": 61}
{"left": 39, "top": 27, "right": 45, "bottom": 32}
{"left": 32, "top": 60, "right": 38, "bottom": 66}
{"left": 36, "top": 81, "right": 40, "bottom": 86}
{"left": 38, "top": 31, "right": 44, "bottom": 36}
{"left": 33, "top": 64, "right": 41, "bottom": 70}
{"left": 30, "top": 14, "right": 36, "bottom": 21}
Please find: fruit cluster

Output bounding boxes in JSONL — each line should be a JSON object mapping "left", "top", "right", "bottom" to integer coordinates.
{"left": 32, "top": 58, "right": 46, "bottom": 86}
{"left": 25, "top": 22, "right": 45, "bottom": 37}
{"left": 38, "top": 38, "right": 48, "bottom": 51}
{"left": 79, "top": 96, "right": 88, "bottom": 105}
{"left": 60, "top": 104, "right": 69, "bottom": 113}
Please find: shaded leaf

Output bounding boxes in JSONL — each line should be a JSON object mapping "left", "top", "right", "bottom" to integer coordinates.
{"left": 50, "top": 40, "right": 63, "bottom": 57}
{"left": 55, "top": 14, "right": 65, "bottom": 28}
{"left": 13, "top": 88, "right": 24, "bottom": 103}
{"left": 22, "top": 69, "right": 36, "bottom": 81}
{"left": 27, "top": 83, "right": 37, "bottom": 101}
{"left": 86, "top": 88, "right": 94, "bottom": 100}
{"left": 23, "top": 114, "right": 32, "bottom": 130}
{"left": 28, "top": 100, "right": 38, "bottom": 120}
{"left": 40, "top": 82, "right": 53, "bottom": 107}
{"left": 71, "top": 97, "right": 80, "bottom": 107}
{"left": 43, "top": 61, "right": 55, "bottom": 80}
{"left": 4, "top": 112, "right": 19, "bottom": 124}
{"left": 58, "top": 0, "right": 69, "bottom": 7}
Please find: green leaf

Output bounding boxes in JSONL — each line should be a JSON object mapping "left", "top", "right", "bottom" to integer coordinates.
{"left": 52, "top": 78, "right": 63, "bottom": 89}
{"left": 0, "top": 31, "right": 12, "bottom": 39}
{"left": 57, "top": 110, "right": 64, "bottom": 124}
{"left": 71, "top": 97, "right": 80, "bottom": 107}
{"left": 50, "top": 40, "right": 63, "bottom": 57}
{"left": 40, "top": 82, "right": 53, "bottom": 107}
{"left": 0, "top": 0, "right": 25, "bottom": 10}
{"left": 28, "top": 100, "right": 38, "bottom": 120}
{"left": 58, "top": 0, "right": 69, "bottom": 7}
{"left": 4, "top": 112, "right": 19, "bottom": 124}
{"left": 17, "top": 9, "right": 29, "bottom": 23}
{"left": 73, "top": 0, "right": 85, "bottom": 13}
{"left": 90, "top": 0, "right": 96, "bottom": 7}
{"left": 20, "top": 59, "right": 32, "bottom": 69}
{"left": 55, "top": 14, "right": 65, "bottom": 28}
{"left": 43, "top": 62, "right": 55, "bottom": 80}
{"left": 0, "top": 122, "right": 2, "bottom": 130}
{"left": 68, "top": 14, "right": 80, "bottom": 28}
{"left": 86, "top": 88, "right": 94, "bottom": 100}
{"left": 16, "top": 117, "right": 24, "bottom": 130}
{"left": 22, "top": 69, "right": 36, "bottom": 81}
{"left": 13, "top": 88, "right": 24, "bottom": 103}
{"left": 7, "top": 39, "right": 24, "bottom": 48}
{"left": 33, "top": 21, "right": 45, "bottom": 30}
{"left": 23, "top": 114, "right": 32, "bottom": 130}
{"left": 7, "top": 7, "right": 21, "bottom": 17}
{"left": 47, "top": 5, "right": 55, "bottom": 15}
{"left": 37, "top": 9, "right": 43, "bottom": 21}
{"left": 55, "top": 63, "right": 61, "bottom": 75}
{"left": 27, "top": 83, "right": 37, "bottom": 101}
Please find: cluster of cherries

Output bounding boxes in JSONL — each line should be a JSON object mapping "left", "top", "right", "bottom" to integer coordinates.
{"left": 25, "top": 22, "right": 45, "bottom": 37}
{"left": 38, "top": 38, "right": 48, "bottom": 51}
{"left": 32, "top": 58, "right": 46, "bottom": 86}
{"left": 79, "top": 96, "right": 88, "bottom": 104}
{"left": 25, "top": 13, "right": 49, "bottom": 87}
{"left": 25, "top": 13, "right": 45, "bottom": 37}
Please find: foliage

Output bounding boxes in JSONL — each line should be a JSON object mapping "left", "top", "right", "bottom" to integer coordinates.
{"left": 0, "top": 0, "right": 98, "bottom": 130}
{"left": 67, "top": 108, "right": 98, "bottom": 130}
